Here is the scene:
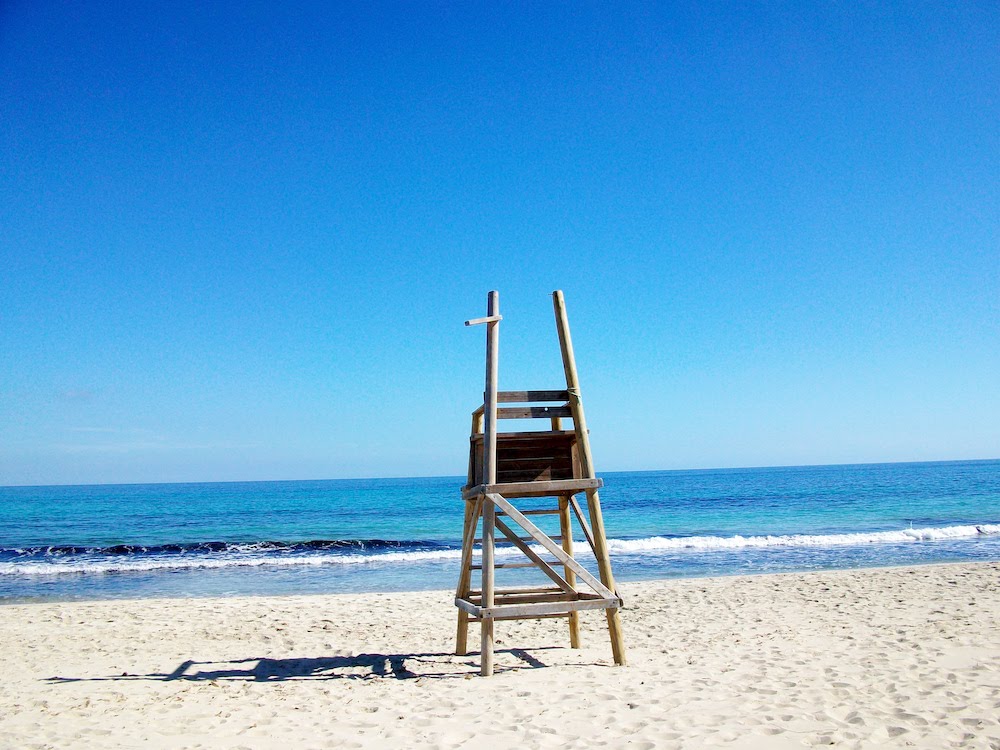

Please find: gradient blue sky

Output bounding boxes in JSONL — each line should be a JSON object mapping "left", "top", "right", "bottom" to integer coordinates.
{"left": 2, "top": 2, "right": 997, "bottom": 486}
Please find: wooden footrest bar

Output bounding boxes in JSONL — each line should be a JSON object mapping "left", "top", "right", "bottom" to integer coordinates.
{"left": 462, "top": 478, "right": 603, "bottom": 501}
{"left": 470, "top": 559, "right": 561, "bottom": 570}
{"left": 473, "top": 535, "right": 563, "bottom": 544}
{"left": 455, "top": 594, "right": 623, "bottom": 620}
{"left": 468, "top": 612, "right": 574, "bottom": 623}
{"left": 467, "top": 586, "right": 564, "bottom": 597}
{"left": 466, "top": 590, "right": 593, "bottom": 606}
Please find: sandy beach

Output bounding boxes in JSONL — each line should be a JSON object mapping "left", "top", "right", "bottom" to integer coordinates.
{"left": 2, "top": 562, "right": 999, "bottom": 749}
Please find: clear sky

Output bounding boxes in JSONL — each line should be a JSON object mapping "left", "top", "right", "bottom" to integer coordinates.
{"left": 1, "top": 1, "right": 997, "bottom": 486}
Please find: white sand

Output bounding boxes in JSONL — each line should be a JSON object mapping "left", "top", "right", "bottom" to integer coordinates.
{"left": 2, "top": 562, "right": 999, "bottom": 749}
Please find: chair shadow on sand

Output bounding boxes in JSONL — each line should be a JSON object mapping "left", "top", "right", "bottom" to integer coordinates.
{"left": 46, "top": 647, "right": 554, "bottom": 684}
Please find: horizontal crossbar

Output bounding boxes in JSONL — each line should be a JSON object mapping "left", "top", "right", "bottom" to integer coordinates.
{"left": 470, "top": 560, "right": 561, "bottom": 570}
{"left": 463, "top": 478, "right": 602, "bottom": 500}
{"left": 473, "top": 535, "right": 563, "bottom": 544}
{"left": 470, "top": 430, "right": 577, "bottom": 441}
{"left": 465, "top": 592, "right": 585, "bottom": 606}
{"left": 464, "top": 314, "right": 502, "bottom": 326}
{"left": 498, "top": 406, "right": 573, "bottom": 419}
{"left": 467, "top": 586, "right": 564, "bottom": 597}
{"left": 497, "top": 390, "right": 570, "bottom": 403}
{"left": 455, "top": 595, "right": 622, "bottom": 619}
{"left": 468, "top": 612, "right": 573, "bottom": 623}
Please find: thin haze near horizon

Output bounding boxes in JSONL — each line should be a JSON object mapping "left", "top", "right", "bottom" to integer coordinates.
{"left": 1, "top": 2, "right": 997, "bottom": 487}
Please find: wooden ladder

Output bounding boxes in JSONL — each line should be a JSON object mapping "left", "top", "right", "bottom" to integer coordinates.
{"left": 455, "top": 290, "right": 627, "bottom": 676}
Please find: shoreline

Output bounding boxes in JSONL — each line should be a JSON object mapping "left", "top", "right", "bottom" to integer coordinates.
{"left": 1, "top": 555, "right": 996, "bottom": 607}
{"left": 3, "top": 560, "right": 999, "bottom": 748}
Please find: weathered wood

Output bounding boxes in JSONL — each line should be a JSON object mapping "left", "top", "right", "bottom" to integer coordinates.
{"left": 454, "top": 494, "right": 479, "bottom": 656}
{"left": 474, "top": 535, "right": 564, "bottom": 545}
{"left": 454, "top": 597, "right": 481, "bottom": 616}
{"left": 483, "top": 293, "right": 500, "bottom": 487}
{"left": 495, "top": 515, "right": 576, "bottom": 593}
{"left": 469, "top": 612, "right": 573, "bottom": 622}
{"left": 467, "top": 591, "right": 591, "bottom": 606}
{"left": 495, "top": 449, "right": 574, "bottom": 461}
{"left": 480, "top": 499, "right": 494, "bottom": 676}
{"left": 480, "top": 290, "right": 500, "bottom": 677}
{"left": 470, "top": 560, "right": 562, "bottom": 570}
{"left": 469, "top": 430, "right": 579, "bottom": 486}
{"left": 498, "top": 406, "right": 574, "bottom": 419}
{"left": 469, "top": 430, "right": 576, "bottom": 441}
{"left": 462, "top": 478, "right": 602, "bottom": 501}
{"left": 495, "top": 451, "right": 575, "bottom": 483}
{"left": 569, "top": 494, "right": 598, "bottom": 556}
{"left": 495, "top": 447, "right": 573, "bottom": 459}
{"left": 553, "top": 289, "right": 626, "bottom": 667}
{"left": 559, "top": 495, "right": 581, "bottom": 648}
{"left": 460, "top": 600, "right": 584, "bottom": 621}
{"left": 480, "top": 597, "right": 620, "bottom": 619}
{"left": 495, "top": 478, "right": 602, "bottom": 494}
{"left": 455, "top": 496, "right": 483, "bottom": 597}
{"left": 466, "top": 413, "right": 480, "bottom": 488}
{"left": 465, "top": 314, "right": 502, "bottom": 326}
{"left": 497, "top": 459, "right": 573, "bottom": 473}
{"left": 458, "top": 591, "right": 619, "bottom": 619}
{"left": 487, "top": 493, "right": 618, "bottom": 601}
{"left": 455, "top": 291, "right": 626, "bottom": 675}
{"left": 496, "top": 468, "right": 572, "bottom": 483}
{"left": 470, "top": 406, "right": 484, "bottom": 435}
{"left": 497, "top": 390, "right": 570, "bottom": 403}
{"left": 468, "top": 586, "right": 564, "bottom": 597}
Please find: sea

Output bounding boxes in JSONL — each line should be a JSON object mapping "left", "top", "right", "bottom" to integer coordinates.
{"left": 1, "top": 459, "right": 999, "bottom": 603}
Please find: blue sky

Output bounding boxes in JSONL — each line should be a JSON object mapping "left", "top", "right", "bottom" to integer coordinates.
{"left": 1, "top": 2, "right": 997, "bottom": 486}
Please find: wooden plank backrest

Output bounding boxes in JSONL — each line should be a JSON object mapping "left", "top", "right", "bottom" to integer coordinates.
{"left": 470, "top": 431, "right": 579, "bottom": 486}
{"left": 474, "top": 391, "right": 573, "bottom": 420}
{"left": 496, "top": 390, "right": 569, "bottom": 403}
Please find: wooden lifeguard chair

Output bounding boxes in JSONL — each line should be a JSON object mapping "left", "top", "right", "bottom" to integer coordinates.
{"left": 455, "top": 290, "right": 626, "bottom": 676}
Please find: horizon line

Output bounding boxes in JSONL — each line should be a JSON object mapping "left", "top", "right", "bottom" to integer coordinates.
{"left": 3, "top": 456, "right": 998, "bottom": 491}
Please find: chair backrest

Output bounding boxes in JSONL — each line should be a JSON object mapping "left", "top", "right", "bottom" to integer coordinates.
{"left": 467, "top": 389, "right": 581, "bottom": 491}
{"left": 470, "top": 431, "right": 579, "bottom": 487}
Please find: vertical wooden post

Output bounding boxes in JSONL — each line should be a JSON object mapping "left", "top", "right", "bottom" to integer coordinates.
{"left": 466, "top": 415, "right": 479, "bottom": 489}
{"left": 455, "top": 500, "right": 474, "bottom": 656}
{"left": 558, "top": 494, "right": 581, "bottom": 648}
{"left": 480, "top": 291, "right": 500, "bottom": 676}
{"left": 457, "top": 410, "right": 484, "bottom": 656}
{"left": 552, "top": 290, "right": 627, "bottom": 666}
{"left": 454, "top": 495, "right": 482, "bottom": 655}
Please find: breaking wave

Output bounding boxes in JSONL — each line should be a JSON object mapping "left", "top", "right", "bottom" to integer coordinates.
{"left": 607, "top": 523, "right": 1000, "bottom": 554}
{"left": 2, "top": 523, "right": 998, "bottom": 578}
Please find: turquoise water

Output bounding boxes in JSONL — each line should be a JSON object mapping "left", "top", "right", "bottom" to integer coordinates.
{"left": 1, "top": 460, "right": 998, "bottom": 602}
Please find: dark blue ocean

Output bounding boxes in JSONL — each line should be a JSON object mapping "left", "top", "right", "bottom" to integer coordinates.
{"left": 2, "top": 460, "right": 999, "bottom": 602}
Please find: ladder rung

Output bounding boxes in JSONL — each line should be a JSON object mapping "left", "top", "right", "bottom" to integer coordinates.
{"left": 466, "top": 590, "right": 582, "bottom": 606}
{"left": 473, "top": 536, "right": 563, "bottom": 544}
{"left": 498, "top": 406, "right": 573, "bottom": 419}
{"left": 470, "top": 560, "right": 561, "bottom": 570}
{"left": 468, "top": 586, "right": 564, "bottom": 596}
{"left": 496, "top": 390, "right": 570, "bottom": 403}
{"left": 497, "top": 508, "right": 560, "bottom": 516}
{"left": 469, "top": 612, "right": 572, "bottom": 622}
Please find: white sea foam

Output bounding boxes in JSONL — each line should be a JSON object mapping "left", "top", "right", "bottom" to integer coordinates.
{"left": 0, "top": 548, "right": 468, "bottom": 577}
{"left": 606, "top": 523, "right": 1000, "bottom": 554}
{"left": 2, "top": 523, "right": 998, "bottom": 578}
